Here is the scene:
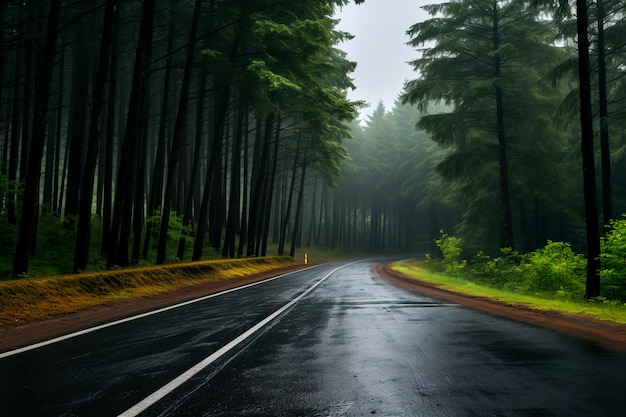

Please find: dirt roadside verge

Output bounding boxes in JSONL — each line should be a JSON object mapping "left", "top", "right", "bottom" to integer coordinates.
{"left": 376, "top": 263, "right": 626, "bottom": 351}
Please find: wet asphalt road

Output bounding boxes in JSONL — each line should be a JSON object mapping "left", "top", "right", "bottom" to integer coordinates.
{"left": 1, "top": 258, "right": 626, "bottom": 416}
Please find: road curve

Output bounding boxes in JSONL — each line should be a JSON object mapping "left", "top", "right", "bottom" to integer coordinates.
{"left": 2, "top": 258, "right": 626, "bottom": 416}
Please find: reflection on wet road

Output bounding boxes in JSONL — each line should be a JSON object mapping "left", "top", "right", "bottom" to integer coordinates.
{"left": 2, "top": 258, "right": 626, "bottom": 416}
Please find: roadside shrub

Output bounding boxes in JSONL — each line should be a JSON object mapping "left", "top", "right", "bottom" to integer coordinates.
{"left": 468, "top": 247, "right": 524, "bottom": 289}
{"left": 468, "top": 250, "right": 495, "bottom": 280}
{"left": 522, "top": 241, "right": 585, "bottom": 298}
{"left": 600, "top": 217, "right": 626, "bottom": 301}
{"left": 467, "top": 241, "right": 585, "bottom": 298}
{"left": 425, "top": 231, "right": 466, "bottom": 276}
{"left": 425, "top": 226, "right": 626, "bottom": 301}
{"left": 146, "top": 210, "right": 193, "bottom": 245}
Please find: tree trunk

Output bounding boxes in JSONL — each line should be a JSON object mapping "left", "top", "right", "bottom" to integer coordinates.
{"left": 247, "top": 112, "right": 274, "bottom": 256}
{"left": 7, "top": 47, "right": 21, "bottom": 225}
{"left": 0, "top": 2, "right": 6, "bottom": 118}
{"left": 259, "top": 118, "right": 281, "bottom": 257}
{"left": 73, "top": 0, "right": 118, "bottom": 272}
{"left": 596, "top": 0, "right": 611, "bottom": 226}
{"left": 241, "top": 114, "right": 262, "bottom": 255}
{"left": 352, "top": 199, "right": 358, "bottom": 248}
{"left": 156, "top": 0, "right": 202, "bottom": 264}
{"left": 42, "top": 73, "right": 59, "bottom": 212}
{"left": 576, "top": 0, "right": 601, "bottom": 298}
{"left": 306, "top": 178, "right": 317, "bottom": 247}
{"left": 237, "top": 112, "right": 250, "bottom": 258}
{"left": 64, "top": 40, "right": 90, "bottom": 223}
{"left": 102, "top": 26, "right": 118, "bottom": 255}
{"left": 19, "top": 39, "right": 32, "bottom": 185}
{"left": 107, "top": 0, "right": 155, "bottom": 268}
{"left": 223, "top": 96, "right": 245, "bottom": 258}
{"left": 131, "top": 92, "right": 149, "bottom": 263}
{"left": 57, "top": 129, "right": 70, "bottom": 216}
{"left": 316, "top": 186, "right": 325, "bottom": 246}
{"left": 278, "top": 136, "right": 301, "bottom": 255}
{"left": 208, "top": 143, "right": 224, "bottom": 251}
{"left": 12, "top": 0, "right": 62, "bottom": 276}
{"left": 142, "top": 13, "right": 174, "bottom": 259}
{"left": 290, "top": 155, "right": 307, "bottom": 258}
{"left": 493, "top": 3, "right": 514, "bottom": 250}
{"left": 192, "top": 82, "right": 231, "bottom": 261}
{"left": 52, "top": 49, "right": 65, "bottom": 217}
{"left": 1, "top": 126, "right": 7, "bottom": 213}
{"left": 177, "top": 64, "right": 209, "bottom": 260}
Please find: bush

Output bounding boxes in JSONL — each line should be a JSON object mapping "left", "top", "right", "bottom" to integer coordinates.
{"left": 600, "top": 217, "right": 626, "bottom": 301}
{"left": 469, "top": 247, "right": 524, "bottom": 289}
{"left": 425, "top": 231, "right": 466, "bottom": 276}
{"left": 521, "top": 240, "right": 586, "bottom": 298}
{"left": 428, "top": 233, "right": 587, "bottom": 299}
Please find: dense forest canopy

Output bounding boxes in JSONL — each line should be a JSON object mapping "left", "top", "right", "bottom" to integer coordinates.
{"left": 1, "top": 0, "right": 625, "bottom": 299}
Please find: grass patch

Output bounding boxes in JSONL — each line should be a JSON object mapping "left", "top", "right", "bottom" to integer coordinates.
{"left": 0, "top": 256, "right": 298, "bottom": 327}
{"left": 391, "top": 259, "right": 626, "bottom": 325}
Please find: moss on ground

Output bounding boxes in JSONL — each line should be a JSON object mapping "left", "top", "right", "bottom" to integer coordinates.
{"left": 0, "top": 256, "right": 298, "bottom": 326}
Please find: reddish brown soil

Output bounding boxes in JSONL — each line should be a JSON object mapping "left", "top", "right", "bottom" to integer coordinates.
{"left": 376, "top": 263, "right": 626, "bottom": 351}
{"left": 2, "top": 262, "right": 626, "bottom": 353}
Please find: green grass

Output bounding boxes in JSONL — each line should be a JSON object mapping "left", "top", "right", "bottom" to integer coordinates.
{"left": 391, "top": 259, "right": 626, "bottom": 325}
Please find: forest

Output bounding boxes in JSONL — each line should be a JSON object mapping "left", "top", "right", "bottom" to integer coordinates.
{"left": 0, "top": 0, "right": 367, "bottom": 277}
{"left": 0, "top": 0, "right": 625, "bottom": 300}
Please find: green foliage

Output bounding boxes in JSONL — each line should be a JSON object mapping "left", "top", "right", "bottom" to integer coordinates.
{"left": 468, "top": 248, "right": 525, "bottom": 290}
{"left": 28, "top": 216, "right": 79, "bottom": 276}
{"left": 0, "top": 215, "right": 79, "bottom": 278}
{"left": 422, "top": 216, "right": 626, "bottom": 302}
{"left": 0, "top": 173, "right": 22, "bottom": 198}
{"left": 600, "top": 217, "right": 626, "bottom": 301}
{"left": 1, "top": 215, "right": 108, "bottom": 278}
{"left": 392, "top": 259, "right": 626, "bottom": 325}
{"left": 522, "top": 241, "right": 585, "bottom": 297}
{"left": 247, "top": 60, "right": 303, "bottom": 92}
{"left": 428, "top": 233, "right": 586, "bottom": 299}
{"left": 0, "top": 211, "right": 202, "bottom": 279}
{"left": 402, "top": 0, "right": 581, "bottom": 253}
{"left": 426, "top": 231, "right": 466, "bottom": 275}
{"left": 146, "top": 210, "right": 193, "bottom": 246}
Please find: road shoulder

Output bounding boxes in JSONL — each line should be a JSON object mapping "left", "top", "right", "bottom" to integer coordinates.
{"left": 375, "top": 262, "right": 626, "bottom": 351}
{"left": 0, "top": 265, "right": 306, "bottom": 353}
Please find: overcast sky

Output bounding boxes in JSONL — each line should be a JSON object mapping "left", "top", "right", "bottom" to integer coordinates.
{"left": 334, "top": 1, "right": 432, "bottom": 120}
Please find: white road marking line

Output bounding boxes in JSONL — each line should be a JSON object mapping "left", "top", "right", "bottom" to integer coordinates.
{"left": 0, "top": 265, "right": 322, "bottom": 359}
{"left": 117, "top": 261, "right": 358, "bottom": 417}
